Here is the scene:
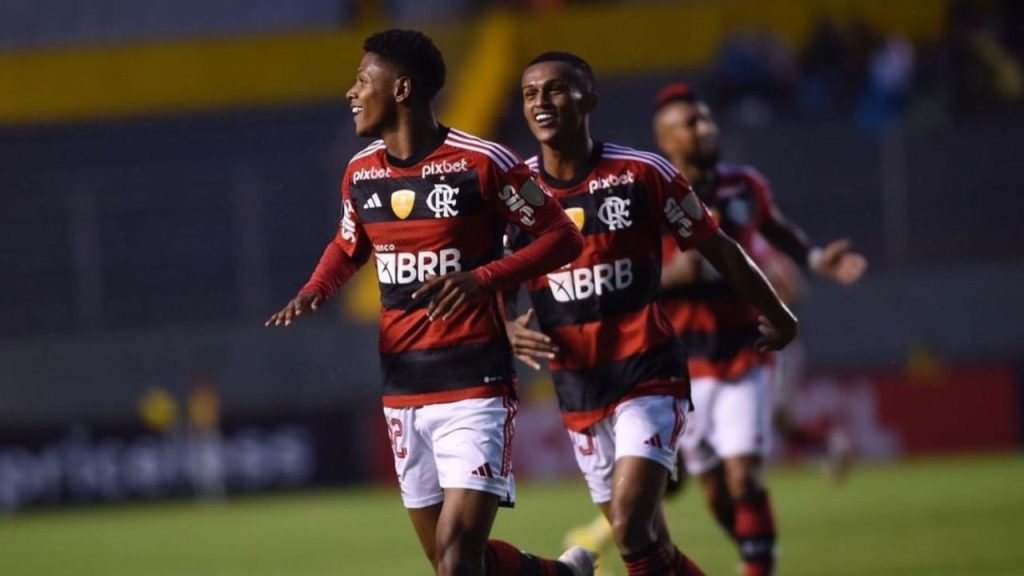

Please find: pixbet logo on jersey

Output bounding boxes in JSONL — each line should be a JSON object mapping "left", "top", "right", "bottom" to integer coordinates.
{"left": 546, "top": 258, "right": 633, "bottom": 302}
{"left": 588, "top": 170, "right": 636, "bottom": 194}
{"left": 375, "top": 248, "right": 461, "bottom": 285}
{"left": 352, "top": 166, "right": 392, "bottom": 184}
{"left": 421, "top": 158, "right": 468, "bottom": 178}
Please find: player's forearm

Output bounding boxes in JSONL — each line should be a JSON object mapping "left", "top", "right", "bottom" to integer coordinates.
{"left": 761, "top": 214, "right": 814, "bottom": 269}
{"left": 475, "top": 218, "right": 583, "bottom": 291}
{"left": 700, "top": 232, "right": 796, "bottom": 328}
{"left": 501, "top": 284, "right": 521, "bottom": 320}
{"left": 300, "top": 240, "right": 360, "bottom": 301}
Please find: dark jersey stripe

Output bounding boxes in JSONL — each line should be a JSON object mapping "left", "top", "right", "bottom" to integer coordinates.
{"left": 380, "top": 338, "right": 515, "bottom": 397}
{"left": 677, "top": 327, "right": 761, "bottom": 363}
{"left": 350, "top": 170, "right": 485, "bottom": 224}
{"left": 550, "top": 339, "right": 687, "bottom": 414}
{"left": 661, "top": 280, "right": 736, "bottom": 301}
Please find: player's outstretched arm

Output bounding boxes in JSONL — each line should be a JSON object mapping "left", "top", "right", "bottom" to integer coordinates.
{"left": 265, "top": 292, "right": 322, "bottom": 327}
{"left": 265, "top": 232, "right": 365, "bottom": 327}
{"left": 696, "top": 230, "right": 798, "bottom": 352}
{"left": 760, "top": 208, "right": 868, "bottom": 286}
{"left": 808, "top": 237, "right": 868, "bottom": 285}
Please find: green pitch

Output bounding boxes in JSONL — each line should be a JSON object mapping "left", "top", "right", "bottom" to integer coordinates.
{"left": 1, "top": 454, "right": 1021, "bottom": 575}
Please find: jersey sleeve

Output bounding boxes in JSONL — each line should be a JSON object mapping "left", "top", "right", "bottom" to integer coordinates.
{"left": 474, "top": 160, "right": 583, "bottom": 290}
{"left": 745, "top": 167, "right": 777, "bottom": 228}
{"left": 300, "top": 175, "right": 373, "bottom": 300}
{"left": 651, "top": 165, "right": 719, "bottom": 251}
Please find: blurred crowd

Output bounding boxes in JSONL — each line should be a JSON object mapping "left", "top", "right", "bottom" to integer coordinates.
{"left": 707, "top": 0, "right": 1024, "bottom": 130}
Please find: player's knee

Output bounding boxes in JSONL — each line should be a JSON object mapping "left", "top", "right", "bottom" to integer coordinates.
{"left": 434, "top": 533, "right": 485, "bottom": 576}
{"left": 434, "top": 547, "right": 481, "bottom": 576}
{"left": 609, "top": 505, "right": 657, "bottom": 552}
{"left": 725, "top": 466, "right": 761, "bottom": 501}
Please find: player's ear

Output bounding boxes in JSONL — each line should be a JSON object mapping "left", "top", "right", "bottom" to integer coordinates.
{"left": 581, "top": 90, "right": 599, "bottom": 114}
{"left": 394, "top": 76, "right": 413, "bottom": 104}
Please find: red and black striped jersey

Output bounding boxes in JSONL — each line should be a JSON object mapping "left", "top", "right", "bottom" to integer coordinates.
{"left": 301, "top": 127, "right": 581, "bottom": 408}
{"left": 659, "top": 163, "right": 777, "bottom": 381}
{"left": 514, "top": 142, "right": 718, "bottom": 431}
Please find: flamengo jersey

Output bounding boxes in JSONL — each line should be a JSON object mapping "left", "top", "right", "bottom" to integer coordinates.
{"left": 515, "top": 142, "right": 718, "bottom": 431}
{"left": 660, "top": 163, "right": 778, "bottom": 381}
{"left": 308, "top": 127, "right": 575, "bottom": 408}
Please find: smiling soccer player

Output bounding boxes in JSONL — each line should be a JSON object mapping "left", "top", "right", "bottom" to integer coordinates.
{"left": 504, "top": 52, "right": 797, "bottom": 576}
{"left": 267, "top": 30, "right": 593, "bottom": 576}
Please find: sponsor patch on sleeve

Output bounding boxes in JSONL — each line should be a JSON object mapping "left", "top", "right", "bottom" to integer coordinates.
{"left": 518, "top": 179, "right": 548, "bottom": 207}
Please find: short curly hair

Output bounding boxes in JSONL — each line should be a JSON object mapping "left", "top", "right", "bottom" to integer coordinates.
{"left": 363, "top": 29, "right": 446, "bottom": 105}
{"left": 526, "top": 51, "right": 595, "bottom": 92}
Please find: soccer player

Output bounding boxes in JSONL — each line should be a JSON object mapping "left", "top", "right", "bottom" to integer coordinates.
{"left": 748, "top": 236, "right": 853, "bottom": 482}
{"left": 504, "top": 52, "right": 798, "bottom": 576}
{"left": 266, "top": 30, "right": 594, "bottom": 576}
{"left": 652, "top": 83, "right": 867, "bottom": 576}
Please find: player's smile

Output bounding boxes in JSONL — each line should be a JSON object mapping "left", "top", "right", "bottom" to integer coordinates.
{"left": 533, "top": 110, "right": 557, "bottom": 127}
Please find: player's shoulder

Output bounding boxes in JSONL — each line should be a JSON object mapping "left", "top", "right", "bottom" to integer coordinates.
{"left": 347, "top": 139, "right": 386, "bottom": 166}
{"left": 343, "top": 140, "right": 388, "bottom": 187}
{"left": 601, "top": 142, "right": 679, "bottom": 182}
{"left": 444, "top": 127, "right": 524, "bottom": 173}
{"left": 524, "top": 155, "right": 540, "bottom": 174}
{"left": 718, "top": 162, "right": 769, "bottom": 189}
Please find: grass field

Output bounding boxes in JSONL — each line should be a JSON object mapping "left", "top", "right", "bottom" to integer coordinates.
{"left": 1, "top": 454, "right": 1021, "bottom": 575}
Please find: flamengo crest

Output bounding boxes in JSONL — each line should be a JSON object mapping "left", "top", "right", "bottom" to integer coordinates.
{"left": 597, "top": 196, "right": 632, "bottom": 230}
{"left": 427, "top": 183, "right": 460, "bottom": 218}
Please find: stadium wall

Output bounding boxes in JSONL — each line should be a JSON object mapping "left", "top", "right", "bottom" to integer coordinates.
{"left": 0, "top": 0, "right": 950, "bottom": 126}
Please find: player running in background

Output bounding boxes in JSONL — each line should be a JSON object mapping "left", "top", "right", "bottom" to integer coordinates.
{"left": 504, "top": 52, "right": 797, "bottom": 576}
{"left": 652, "top": 83, "right": 867, "bottom": 576}
{"left": 747, "top": 235, "right": 853, "bottom": 481}
{"left": 266, "top": 30, "right": 594, "bottom": 576}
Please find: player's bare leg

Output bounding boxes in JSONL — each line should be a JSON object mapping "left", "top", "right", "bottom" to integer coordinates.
{"left": 412, "top": 488, "right": 593, "bottom": 576}
{"left": 604, "top": 456, "right": 703, "bottom": 576}
{"left": 433, "top": 488, "right": 499, "bottom": 575}
{"left": 696, "top": 465, "right": 736, "bottom": 538}
{"left": 722, "top": 455, "right": 776, "bottom": 576}
{"left": 409, "top": 502, "right": 445, "bottom": 572}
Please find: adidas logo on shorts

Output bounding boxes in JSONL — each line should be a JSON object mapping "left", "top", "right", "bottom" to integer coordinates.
{"left": 643, "top": 434, "right": 663, "bottom": 448}
{"left": 471, "top": 463, "right": 496, "bottom": 478}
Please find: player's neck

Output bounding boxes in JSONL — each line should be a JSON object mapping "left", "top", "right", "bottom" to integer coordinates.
{"left": 380, "top": 110, "right": 441, "bottom": 162}
{"left": 675, "top": 160, "right": 703, "bottom": 186}
{"left": 540, "top": 133, "right": 594, "bottom": 183}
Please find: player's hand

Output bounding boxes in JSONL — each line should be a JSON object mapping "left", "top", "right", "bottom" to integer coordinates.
{"left": 412, "top": 271, "right": 487, "bottom": 321}
{"left": 812, "top": 238, "right": 868, "bottom": 286}
{"left": 754, "top": 314, "right": 797, "bottom": 353}
{"left": 265, "top": 292, "right": 322, "bottom": 327}
{"left": 505, "top": 309, "right": 557, "bottom": 370}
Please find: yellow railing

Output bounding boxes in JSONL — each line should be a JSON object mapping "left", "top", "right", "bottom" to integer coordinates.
{"left": 1, "top": 0, "right": 948, "bottom": 127}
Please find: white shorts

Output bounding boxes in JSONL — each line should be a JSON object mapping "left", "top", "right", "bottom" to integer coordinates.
{"left": 383, "top": 396, "right": 517, "bottom": 509}
{"left": 678, "top": 365, "right": 773, "bottom": 475}
{"left": 566, "top": 395, "right": 689, "bottom": 504}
